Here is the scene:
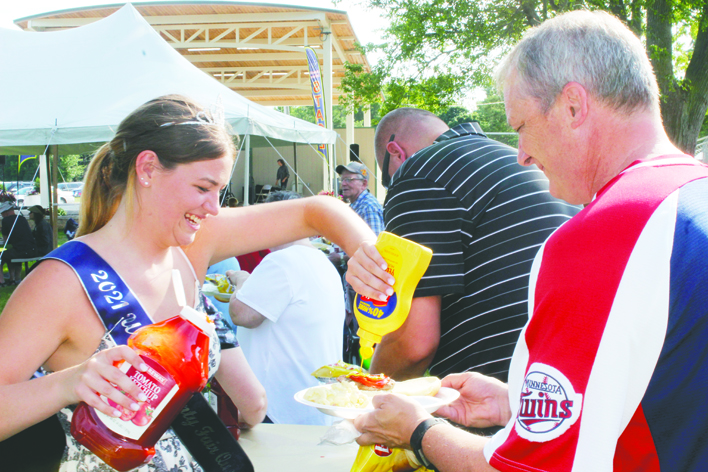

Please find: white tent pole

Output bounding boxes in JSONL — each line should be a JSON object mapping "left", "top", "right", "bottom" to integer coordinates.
{"left": 39, "top": 154, "right": 50, "bottom": 208}
{"left": 51, "top": 145, "right": 59, "bottom": 248}
{"left": 323, "top": 24, "right": 334, "bottom": 191}
{"left": 244, "top": 134, "right": 251, "bottom": 206}
{"left": 222, "top": 135, "right": 246, "bottom": 207}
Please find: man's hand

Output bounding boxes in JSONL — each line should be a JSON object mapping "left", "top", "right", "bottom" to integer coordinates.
{"left": 345, "top": 241, "right": 394, "bottom": 301}
{"left": 434, "top": 372, "right": 511, "bottom": 428}
{"left": 225, "top": 270, "right": 250, "bottom": 294}
{"left": 353, "top": 393, "right": 431, "bottom": 449}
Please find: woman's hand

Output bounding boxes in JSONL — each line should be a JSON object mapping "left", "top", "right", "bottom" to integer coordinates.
{"left": 346, "top": 241, "right": 395, "bottom": 301}
{"left": 66, "top": 346, "right": 149, "bottom": 418}
{"left": 353, "top": 393, "right": 431, "bottom": 449}
{"left": 434, "top": 372, "right": 511, "bottom": 428}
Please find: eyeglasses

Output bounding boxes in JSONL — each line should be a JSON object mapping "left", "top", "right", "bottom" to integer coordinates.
{"left": 341, "top": 177, "right": 365, "bottom": 184}
{"left": 382, "top": 134, "right": 395, "bottom": 189}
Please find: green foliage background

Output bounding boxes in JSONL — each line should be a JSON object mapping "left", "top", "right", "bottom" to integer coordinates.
{"left": 336, "top": 0, "right": 708, "bottom": 152}
{"left": 0, "top": 153, "right": 89, "bottom": 189}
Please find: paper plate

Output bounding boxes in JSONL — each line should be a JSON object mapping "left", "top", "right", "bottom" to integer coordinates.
{"left": 293, "top": 387, "right": 460, "bottom": 420}
{"left": 201, "top": 283, "right": 232, "bottom": 303}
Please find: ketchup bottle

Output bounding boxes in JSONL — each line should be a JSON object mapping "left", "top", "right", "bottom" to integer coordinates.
{"left": 71, "top": 306, "right": 213, "bottom": 471}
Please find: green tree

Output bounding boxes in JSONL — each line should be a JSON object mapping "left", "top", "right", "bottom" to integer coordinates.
{"left": 437, "top": 106, "right": 474, "bottom": 128}
{"left": 58, "top": 154, "right": 86, "bottom": 182}
{"left": 0, "top": 154, "right": 88, "bottom": 188}
{"left": 472, "top": 89, "right": 519, "bottom": 148}
{"left": 276, "top": 104, "right": 383, "bottom": 128}
{"left": 340, "top": 0, "right": 708, "bottom": 154}
{"left": 340, "top": 62, "right": 467, "bottom": 117}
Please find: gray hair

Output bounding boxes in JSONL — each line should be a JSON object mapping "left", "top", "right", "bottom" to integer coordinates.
{"left": 265, "top": 190, "right": 302, "bottom": 203}
{"left": 495, "top": 10, "right": 659, "bottom": 114}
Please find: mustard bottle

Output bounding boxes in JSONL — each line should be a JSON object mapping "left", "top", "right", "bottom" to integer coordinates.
{"left": 353, "top": 232, "right": 433, "bottom": 360}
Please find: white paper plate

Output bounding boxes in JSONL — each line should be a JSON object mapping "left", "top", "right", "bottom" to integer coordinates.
{"left": 293, "top": 386, "right": 460, "bottom": 420}
{"left": 201, "top": 283, "right": 232, "bottom": 303}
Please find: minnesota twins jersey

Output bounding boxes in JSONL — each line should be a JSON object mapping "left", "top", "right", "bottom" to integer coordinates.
{"left": 484, "top": 156, "right": 708, "bottom": 472}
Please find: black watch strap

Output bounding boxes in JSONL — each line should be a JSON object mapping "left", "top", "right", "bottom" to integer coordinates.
{"left": 410, "top": 417, "right": 448, "bottom": 471}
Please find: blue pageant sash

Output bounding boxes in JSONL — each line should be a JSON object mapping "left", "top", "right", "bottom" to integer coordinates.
{"left": 45, "top": 241, "right": 151, "bottom": 344}
{"left": 44, "top": 241, "right": 254, "bottom": 472}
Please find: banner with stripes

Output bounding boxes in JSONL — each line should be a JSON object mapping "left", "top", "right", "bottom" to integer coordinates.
{"left": 305, "top": 47, "right": 328, "bottom": 160}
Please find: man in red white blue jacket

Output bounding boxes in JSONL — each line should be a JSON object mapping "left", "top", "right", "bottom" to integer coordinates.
{"left": 349, "top": 10, "right": 708, "bottom": 472}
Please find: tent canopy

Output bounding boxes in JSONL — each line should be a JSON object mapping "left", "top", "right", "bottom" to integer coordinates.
{"left": 0, "top": 3, "right": 336, "bottom": 154}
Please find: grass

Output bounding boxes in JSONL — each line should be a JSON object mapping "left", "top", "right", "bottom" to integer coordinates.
{"left": 0, "top": 230, "right": 70, "bottom": 312}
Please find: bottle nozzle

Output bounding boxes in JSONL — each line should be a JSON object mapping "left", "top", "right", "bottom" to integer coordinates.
{"left": 356, "top": 328, "right": 380, "bottom": 364}
{"left": 360, "top": 343, "right": 374, "bottom": 361}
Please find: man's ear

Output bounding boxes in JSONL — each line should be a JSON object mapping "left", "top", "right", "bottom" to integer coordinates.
{"left": 386, "top": 141, "right": 407, "bottom": 165}
{"left": 561, "top": 82, "right": 588, "bottom": 129}
{"left": 135, "top": 150, "right": 158, "bottom": 185}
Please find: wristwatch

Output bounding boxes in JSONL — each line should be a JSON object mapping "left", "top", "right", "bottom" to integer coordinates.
{"left": 410, "top": 417, "right": 448, "bottom": 471}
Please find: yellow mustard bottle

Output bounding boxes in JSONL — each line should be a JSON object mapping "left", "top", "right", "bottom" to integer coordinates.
{"left": 353, "top": 232, "right": 433, "bottom": 361}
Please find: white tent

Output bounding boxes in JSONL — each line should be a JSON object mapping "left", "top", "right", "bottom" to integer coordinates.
{"left": 0, "top": 3, "right": 336, "bottom": 155}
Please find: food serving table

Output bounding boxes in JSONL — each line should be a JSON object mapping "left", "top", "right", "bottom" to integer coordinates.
{"left": 238, "top": 423, "right": 359, "bottom": 471}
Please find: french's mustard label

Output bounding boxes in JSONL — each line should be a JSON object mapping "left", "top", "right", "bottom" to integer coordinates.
{"left": 355, "top": 293, "right": 398, "bottom": 320}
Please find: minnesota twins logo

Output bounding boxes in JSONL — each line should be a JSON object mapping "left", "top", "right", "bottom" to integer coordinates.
{"left": 515, "top": 363, "right": 583, "bottom": 442}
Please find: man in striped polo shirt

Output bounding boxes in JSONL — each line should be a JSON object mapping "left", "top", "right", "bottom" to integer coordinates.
{"left": 369, "top": 108, "right": 579, "bottom": 383}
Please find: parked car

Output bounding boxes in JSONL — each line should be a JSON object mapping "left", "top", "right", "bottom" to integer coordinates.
{"left": 14, "top": 186, "right": 39, "bottom": 206}
{"left": 4, "top": 181, "right": 35, "bottom": 194}
{"left": 15, "top": 186, "right": 74, "bottom": 206}
{"left": 52, "top": 187, "right": 75, "bottom": 203}
{"left": 58, "top": 182, "right": 83, "bottom": 192}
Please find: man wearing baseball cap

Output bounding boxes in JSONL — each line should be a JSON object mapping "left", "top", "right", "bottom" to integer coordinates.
{"left": 335, "top": 162, "right": 384, "bottom": 236}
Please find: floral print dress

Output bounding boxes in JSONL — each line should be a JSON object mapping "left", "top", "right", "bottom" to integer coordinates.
{"left": 48, "top": 251, "right": 238, "bottom": 472}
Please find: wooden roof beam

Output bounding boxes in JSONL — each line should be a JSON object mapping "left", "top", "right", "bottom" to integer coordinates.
{"left": 201, "top": 65, "right": 346, "bottom": 72}
{"left": 252, "top": 99, "right": 340, "bottom": 106}
{"left": 24, "top": 12, "right": 330, "bottom": 28}
{"left": 166, "top": 38, "right": 324, "bottom": 49}
{"left": 237, "top": 89, "right": 342, "bottom": 97}
{"left": 184, "top": 52, "right": 345, "bottom": 62}
{"left": 212, "top": 78, "right": 343, "bottom": 88}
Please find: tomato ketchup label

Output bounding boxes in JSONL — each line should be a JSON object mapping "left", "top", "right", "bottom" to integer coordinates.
{"left": 94, "top": 356, "right": 179, "bottom": 440}
{"left": 355, "top": 293, "right": 398, "bottom": 320}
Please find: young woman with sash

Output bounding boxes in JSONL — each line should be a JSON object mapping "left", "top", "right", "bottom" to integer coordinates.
{"left": 0, "top": 95, "right": 382, "bottom": 471}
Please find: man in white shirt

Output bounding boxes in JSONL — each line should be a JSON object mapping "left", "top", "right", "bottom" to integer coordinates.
{"left": 228, "top": 191, "right": 344, "bottom": 425}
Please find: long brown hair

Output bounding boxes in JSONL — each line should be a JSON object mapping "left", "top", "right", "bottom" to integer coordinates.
{"left": 78, "top": 95, "right": 237, "bottom": 236}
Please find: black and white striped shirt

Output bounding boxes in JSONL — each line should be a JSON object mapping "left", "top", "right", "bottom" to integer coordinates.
{"left": 384, "top": 123, "right": 580, "bottom": 381}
